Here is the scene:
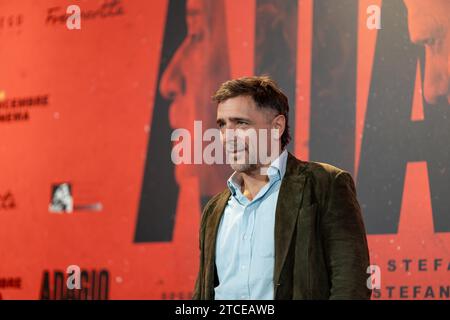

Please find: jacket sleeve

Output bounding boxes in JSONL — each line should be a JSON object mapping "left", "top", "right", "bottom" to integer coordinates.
{"left": 192, "top": 238, "right": 202, "bottom": 299}
{"left": 192, "top": 198, "right": 213, "bottom": 300}
{"left": 321, "top": 171, "right": 372, "bottom": 299}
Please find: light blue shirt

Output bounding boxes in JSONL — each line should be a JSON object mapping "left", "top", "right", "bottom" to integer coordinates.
{"left": 214, "top": 149, "right": 288, "bottom": 300}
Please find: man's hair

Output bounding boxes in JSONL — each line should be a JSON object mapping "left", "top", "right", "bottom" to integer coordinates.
{"left": 212, "top": 75, "right": 291, "bottom": 149}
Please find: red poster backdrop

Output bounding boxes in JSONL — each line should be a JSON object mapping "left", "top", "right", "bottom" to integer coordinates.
{"left": 0, "top": 0, "right": 448, "bottom": 300}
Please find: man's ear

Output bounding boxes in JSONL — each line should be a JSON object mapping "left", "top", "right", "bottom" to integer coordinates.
{"left": 271, "top": 114, "right": 286, "bottom": 141}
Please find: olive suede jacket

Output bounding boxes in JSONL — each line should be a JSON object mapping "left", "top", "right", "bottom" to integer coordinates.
{"left": 193, "top": 152, "right": 372, "bottom": 300}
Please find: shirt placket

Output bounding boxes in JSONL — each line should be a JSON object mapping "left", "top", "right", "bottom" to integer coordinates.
{"left": 238, "top": 199, "right": 255, "bottom": 300}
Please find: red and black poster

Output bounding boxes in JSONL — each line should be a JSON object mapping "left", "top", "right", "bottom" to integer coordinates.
{"left": 0, "top": 0, "right": 448, "bottom": 300}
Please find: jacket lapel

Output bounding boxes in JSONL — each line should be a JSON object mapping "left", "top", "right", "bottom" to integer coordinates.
{"left": 273, "top": 152, "right": 307, "bottom": 295}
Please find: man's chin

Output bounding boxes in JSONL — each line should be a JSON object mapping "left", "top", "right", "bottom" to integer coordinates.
{"left": 230, "top": 163, "right": 258, "bottom": 173}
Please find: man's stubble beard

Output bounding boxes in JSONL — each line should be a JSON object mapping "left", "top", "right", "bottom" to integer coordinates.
{"left": 228, "top": 149, "right": 261, "bottom": 173}
{"left": 230, "top": 162, "right": 259, "bottom": 173}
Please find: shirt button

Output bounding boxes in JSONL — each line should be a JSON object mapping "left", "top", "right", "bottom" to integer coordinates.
{"left": 243, "top": 235, "right": 248, "bottom": 240}
{"left": 241, "top": 265, "right": 246, "bottom": 270}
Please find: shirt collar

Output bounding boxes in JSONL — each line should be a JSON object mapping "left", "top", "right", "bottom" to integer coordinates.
{"left": 226, "top": 149, "right": 288, "bottom": 196}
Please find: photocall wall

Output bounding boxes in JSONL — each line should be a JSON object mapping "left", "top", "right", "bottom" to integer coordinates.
{"left": 0, "top": 0, "right": 448, "bottom": 299}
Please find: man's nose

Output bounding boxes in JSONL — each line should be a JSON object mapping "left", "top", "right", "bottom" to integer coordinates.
{"left": 220, "top": 124, "right": 236, "bottom": 142}
{"left": 423, "top": 50, "right": 449, "bottom": 105}
{"left": 159, "top": 48, "right": 186, "bottom": 100}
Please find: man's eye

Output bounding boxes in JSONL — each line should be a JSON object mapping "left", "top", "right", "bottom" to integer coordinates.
{"left": 237, "top": 121, "right": 248, "bottom": 125}
{"left": 190, "top": 32, "right": 204, "bottom": 43}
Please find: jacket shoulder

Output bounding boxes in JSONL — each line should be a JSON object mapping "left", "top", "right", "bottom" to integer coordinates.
{"left": 287, "top": 152, "right": 348, "bottom": 181}
{"left": 305, "top": 161, "right": 348, "bottom": 181}
{"left": 298, "top": 159, "right": 355, "bottom": 207}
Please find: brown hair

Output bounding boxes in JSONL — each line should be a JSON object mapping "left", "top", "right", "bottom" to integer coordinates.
{"left": 212, "top": 75, "right": 291, "bottom": 149}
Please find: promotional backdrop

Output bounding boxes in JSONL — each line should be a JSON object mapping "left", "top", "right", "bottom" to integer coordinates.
{"left": 0, "top": 0, "right": 448, "bottom": 299}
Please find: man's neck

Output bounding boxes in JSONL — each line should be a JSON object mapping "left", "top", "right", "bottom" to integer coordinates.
{"left": 241, "top": 172, "right": 268, "bottom": 201}
{"left": 239, "top": 148, "right": 284, "bottom": 201}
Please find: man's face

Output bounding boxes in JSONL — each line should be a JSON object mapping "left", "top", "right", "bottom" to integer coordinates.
{"left": 217, "top": 95, "right": 282, "bottom": 173}
{"left": 159, "top": 0, "right": 231, "bottom": 192}
{"left": 404, "top": 0, "right": 450, "bottom": 104}
{"left": 159, "top": 0, "right": 230, "bottom": 133}
{"left": 160, "top": 0, "right": 210, "bottom": 131}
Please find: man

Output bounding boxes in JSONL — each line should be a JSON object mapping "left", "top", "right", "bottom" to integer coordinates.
{"left": 193, "top": 76, "right": 371, "bottom": 300}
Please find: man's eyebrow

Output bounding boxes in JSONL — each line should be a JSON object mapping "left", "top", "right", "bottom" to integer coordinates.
{"left": 216, "top": 117, "right": 252, "bottom": 125}
{"left": 229, "top": 117, "right": 251, "bottom": 123}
